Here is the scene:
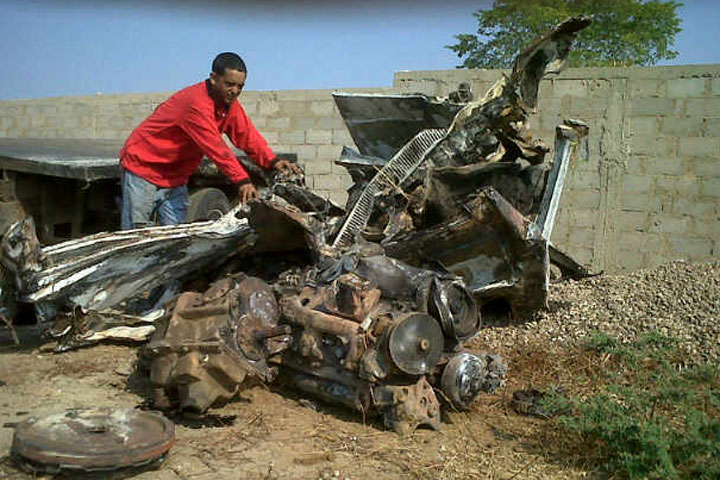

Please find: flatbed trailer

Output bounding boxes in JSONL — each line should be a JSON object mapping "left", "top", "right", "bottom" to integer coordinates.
{"left": 0, "top": 138, "right": 295, "bottom": 244}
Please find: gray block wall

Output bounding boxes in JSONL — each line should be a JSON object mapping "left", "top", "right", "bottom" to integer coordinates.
{"left": 0, "top": 64, "right": 718, "bottom": 273}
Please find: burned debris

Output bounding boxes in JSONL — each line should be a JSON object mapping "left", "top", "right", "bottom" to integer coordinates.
{"left": 0, "top": 17, "right": 591, "bottom": 436}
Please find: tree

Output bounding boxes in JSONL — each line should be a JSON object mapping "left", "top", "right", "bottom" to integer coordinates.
{"left": 447, "top": 0, "right": 682, "bottom": 69}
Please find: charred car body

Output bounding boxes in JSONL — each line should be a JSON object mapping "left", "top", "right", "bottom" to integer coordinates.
{"left": 1, "top": 18, "right": 591, "bottom": 434}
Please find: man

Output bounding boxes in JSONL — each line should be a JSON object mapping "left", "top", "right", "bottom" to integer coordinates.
{"left": 120, "top": 52, "right": 301, "bottom": 229}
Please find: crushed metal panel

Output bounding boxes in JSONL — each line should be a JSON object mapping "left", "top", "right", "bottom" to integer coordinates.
{"left": 0, "top": 208, "right": 258, "bottom": 323}
{"left": 383, "top": 187, "right": 549, "bottom": 314}
{"left": 332, "top": 92, "right": 463, "bottom": 159}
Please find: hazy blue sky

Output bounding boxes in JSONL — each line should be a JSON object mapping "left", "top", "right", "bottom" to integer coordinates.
{"left": 1, "top": 0, "right": 718, "bottom": 100}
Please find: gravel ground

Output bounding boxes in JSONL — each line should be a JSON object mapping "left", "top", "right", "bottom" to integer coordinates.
{"left": 475, "top": 260, "right": 720, "bottom": 364}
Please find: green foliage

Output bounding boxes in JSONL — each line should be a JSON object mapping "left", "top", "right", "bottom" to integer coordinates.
{"left": 448, "top": 0, "right": 683, "bottom": 68}
{"left": 544, "top": 332, "right": 720, "bottom": 479}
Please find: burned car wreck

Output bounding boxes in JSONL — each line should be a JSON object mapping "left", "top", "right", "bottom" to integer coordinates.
{"left": 1, "top": 17, "right": 591, "bottom": 435}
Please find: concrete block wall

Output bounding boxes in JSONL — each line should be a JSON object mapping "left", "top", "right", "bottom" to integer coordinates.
{"left": 395, "top": 65, "right": 720, "bottom": 273}
{"left": 1, "top": 64, "right": 719, "bottom": 272}
{"left": 0, "top": 87, "right": 392, "bottom": 205}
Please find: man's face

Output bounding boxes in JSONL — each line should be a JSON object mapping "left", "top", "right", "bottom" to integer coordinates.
{"left": 209, "top": 68, "right": 246, "bottom": 106}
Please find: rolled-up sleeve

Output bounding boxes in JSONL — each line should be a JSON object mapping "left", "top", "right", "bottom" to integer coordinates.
{"left": 180, "top": 104, "right": 250, "bottom": 184}
{"left": 225, "top": 104, "right": 277, "bottom": 169}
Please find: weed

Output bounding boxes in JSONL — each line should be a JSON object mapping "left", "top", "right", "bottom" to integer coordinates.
{"left": 544, "top": 331, "right": 720, "bottom": 479}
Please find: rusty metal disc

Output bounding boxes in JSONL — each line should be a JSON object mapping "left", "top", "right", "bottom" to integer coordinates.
{"left": 388, "top": 312, "right": 443, "bottom": 376}
{"left": 10, "top": 408, "right": 175, "bottom": 473}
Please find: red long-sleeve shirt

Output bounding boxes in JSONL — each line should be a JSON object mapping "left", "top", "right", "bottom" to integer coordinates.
{"left": 120, "top": 80, "right": 276, "bottom": 187}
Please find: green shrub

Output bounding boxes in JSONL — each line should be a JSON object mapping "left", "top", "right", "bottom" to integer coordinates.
{"left": 545, "top": 331, "right": 720, "bottom": 479}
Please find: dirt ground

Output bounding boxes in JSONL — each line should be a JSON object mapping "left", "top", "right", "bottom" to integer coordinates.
{"left": 2, "top": 260, "right": 717, "bottom": 479}
{"left": 0, "top": 335, "right": 590, "bottom": 480}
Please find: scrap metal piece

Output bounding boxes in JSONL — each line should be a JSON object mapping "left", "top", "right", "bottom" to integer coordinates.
{"left": 440, "top": 352, "right": 487, "bottom": 410}
{"left": 387, "top": 312, "right": 444, "bottom": 376}
{"left": 384, "top": 187, "right": 549, "bottom": 314}
{"left": 10, "top": 408, "right": 174, "bottom": 474}
{"left": 372, "top": 377, "right": 441, "bottom": 435}
{"left": 333, "top": 128, "right": 447, "bottom": 249}
{"left": 1, "top": 208, "right": 257, "bottom": 327}
{"left": 143, "top": 275, "right": 290, "bottom": 413}
{"left": 535, "top": 119, "right": 590, "bottom": 240}
{"left": 332, "top": 93, "right": 463, "bottom": 160}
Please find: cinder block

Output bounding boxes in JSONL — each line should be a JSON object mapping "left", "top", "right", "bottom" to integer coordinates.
{"left": 568, "top": 227, "right": 595, "bottom": 245}
{"left": 679, "top": 137, "right": 720, "bottom": 157}
{"left": 712, "top": 78, "right": 720, "bottom": 96}
{"left": 310, "top": 101, "right": 336, "bottom": 116}
{"left": 686, "top": 98, "right": 720, "bottom": 117}
{"left": 279, "top": 130, "right": 305, "bottom": 144}
{"left": 570, "top": 170, "right": 601, "bottom": 189}
{"left": 569, "top": 189, "right": 600, "bottom": 209}
{"left": 291, "top": 117, "right": 318, "bottom": 130}
{"left": 622, "top": 174, "right": 653, "bottom": 195}
{"left": 292, "top": 145, "right": 317, "bottom": 161}
{"left": 700, "top": 178, "right": 720, "bottom": 197}
{"left": 628, "top": 79, "right": 666, "bottom": 98}
{"left": 692, "top": 218, "right": 720, "bottom": 237}
{"left": 625, "top": 156, "right": 646, "bottom": 174}
{"left": 649, "top": 215, "right": 690, "bottom": 234}
{"left": 629, "top": 135, "right": 676, "bottom": 156}
{"left": 692, "top": 158, "right": 720, "bottom": 177}
{"left": 588, "top": 79, "right": 612, "bottom": 98}
{"left": 616, "top": 248, "right": 648, "bottom": 272}
{"left": 301, "top": 158, "right": 332, "bottom": 175}
{"left": 622, "top": 192, "right": 662, "bottom": 212}
{"left": 316, "top": 145, "right": 342, "bottom": 161}
{"left": 666, "top": 78, "right": 707, "bottom": 98}
{"left": 332, "top": 128, "right": 353, "bottom": 146}
{"left": 672, "top": 197, "right": 717, "bottom": 218}
{"left": 660, "top": 117, "right": 703, "bottom": 136}
{"left": 267, "top": 117, "right": 290, "bottom": 130}
{"left": 313, "top": 173, "right": 353, "bottom": 191}
{"left": 553, "top": 79, "right": 588, "bottom": 98}
{"left": 306, "top": 129, "right": 332, "bottom": 145}
{"left": 258, "top": 100, "right": 280, "bottom": 116}
{"left": 670, "top": 236, "right": 713, "bottom": 257}
{"left": 655, "top": 175, "right": 700, "bottom": 197}
{"left": 569, "top": 97, "right": 609, "bottom": 117}
{"left": 569, "top": 209, "right": 598, "bottom": 228}
{"left": 631, "top": 117, "right": 659, "bottom": 136}
{"left": 620, "top": 231, "right": 662, "bottom": 250}
{"left": 645, "top": 157, "right": 686, "bottom": 176}
{"left": 702, "top": 118, "right": 720, "bottom": 137}
{"left": 317, "top": 115, "right": 346, "bottom": 130}
{"left": 630, "top": 98, "right": 673, "bottom": 116}
{"left": 617, "top": 210, "right": 650, "bottom": 233}
{"left": 281, "top": 101, "right": 312, "bottom": 116}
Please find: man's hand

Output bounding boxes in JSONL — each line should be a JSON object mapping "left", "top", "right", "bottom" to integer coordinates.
{"left": 238, "top": 182, "right": 259, "bottom": 204}
{"left": 273, "top": 159, "right": 303, "bottom": 176}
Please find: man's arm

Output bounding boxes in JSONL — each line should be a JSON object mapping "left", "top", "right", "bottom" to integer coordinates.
{"left": 225, "top": 104, "right": 303, "bottom": 177}
{"left": 180, "top": 104, "right": 251, "bottom": 185}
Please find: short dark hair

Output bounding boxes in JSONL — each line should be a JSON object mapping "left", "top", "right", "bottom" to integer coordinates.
{"left": 212, "top": 52, "right": 247, "bottom": 75}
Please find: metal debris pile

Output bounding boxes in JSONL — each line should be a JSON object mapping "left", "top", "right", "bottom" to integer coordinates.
{"left": 1, "top": 17, "right": 592, "bottom": 437}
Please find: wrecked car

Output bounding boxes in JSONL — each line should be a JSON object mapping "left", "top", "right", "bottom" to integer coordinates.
{"left": 1, "top": 17, "right": 591, "bottom": 434}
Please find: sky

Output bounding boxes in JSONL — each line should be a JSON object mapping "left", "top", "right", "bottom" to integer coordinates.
{"left": 1, "top": 0, "right": 719, "bottom": 100}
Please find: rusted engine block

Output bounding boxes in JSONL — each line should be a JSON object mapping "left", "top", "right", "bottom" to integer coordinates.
{"left": 275, "top": 255, "right": 507, "bottom": 434}
{"left": 140, "top": 274, "right": 291, "bottom": 413}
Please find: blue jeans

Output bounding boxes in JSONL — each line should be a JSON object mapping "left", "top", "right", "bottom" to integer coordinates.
{"left": 121, "top": 169, "right": 189, "bottom": 230}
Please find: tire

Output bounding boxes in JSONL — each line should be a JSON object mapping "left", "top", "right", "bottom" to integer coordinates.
{"left": 187, "top": 188, "right": 231, "bottom": 222}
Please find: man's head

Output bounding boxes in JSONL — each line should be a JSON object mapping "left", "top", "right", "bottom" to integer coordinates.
{"left": 209, "top": 52, "right": 247, "bottom": 106}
